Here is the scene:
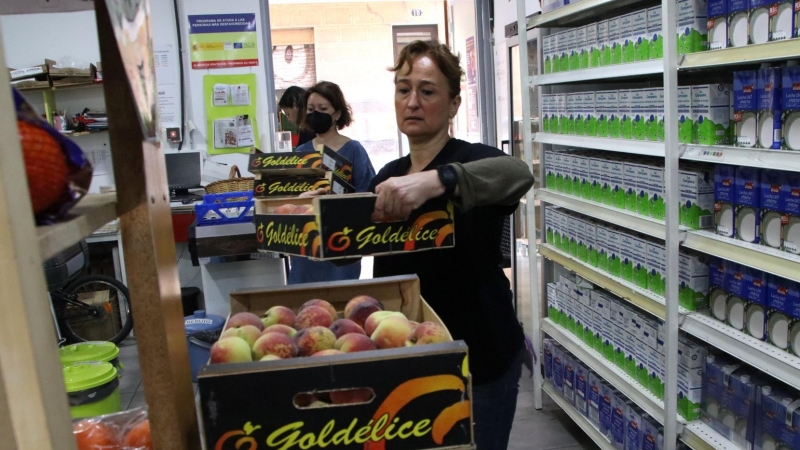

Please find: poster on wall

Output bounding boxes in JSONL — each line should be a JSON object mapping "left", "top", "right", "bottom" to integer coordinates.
{"left": 272, "top": 44, "right": 317, "bottom": 90}
{"left": 465, "top": 37, "right": 479, "bottom": 133}
{"left": 189, "top": 14, "right": 259, "bottom": 69}
{"left": 203, "top": 74, "right": 259, "bottom": 155}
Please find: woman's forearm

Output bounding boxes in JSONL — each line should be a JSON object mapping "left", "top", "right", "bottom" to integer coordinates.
{"left": 449, "top": 156, "right": 535, "bottom": 211}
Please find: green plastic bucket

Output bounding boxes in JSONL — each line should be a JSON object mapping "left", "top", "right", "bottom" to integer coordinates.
{"left": 59, "top": 341, "right": 123, "bottom": 376}
{"left": 63, "top": 362, "right": 121, "bottom": 419}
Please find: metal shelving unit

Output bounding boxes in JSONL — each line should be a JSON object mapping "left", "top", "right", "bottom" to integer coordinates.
{"left": 681, "top": 422, "right": 735, "bottom": 450}
{"left": 680, "top": 40, "right": 800, "bottom": 70}
{"left": 535, "top": 133, "right": 666, "bottom": 156}
{"left": 542, "top": 383, "right": 617, "bottom": 450}
{"left": 532, "top": 60, "right": 663, "bottom": 85}
{"left": 681, "top": 144, "right": 800, "bottom": 172}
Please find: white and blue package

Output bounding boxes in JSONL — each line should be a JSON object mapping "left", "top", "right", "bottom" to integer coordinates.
{"left": 625, "top": 405, "right": 643, "bottom": 450}
{"left": 553, "top": 345, "right": 566, "bottom": 394}
{"left": 760, "top": 170, "right": 787, "bottom": 249}
{"left": 734, "top": 70, "right": 759, "bottom": 147}
{"left": 715, "top": 164, "right": 737, "bottom": 238}
{"left": 610, "top": 396, "right": 629, "bottom": 449}
{"left": 766, "top": 274, "right": 800, "bottom": 356}
{"left": 757, "top": 68, "right": 782, "bottom": 149}
{"left": 782, "top": 170, "right": 800, "bottom": 254}
{"left": 544, "top": 338, "right": 556, "bottom": 384}
{"left": 600, "top": 384, "right": 617, "bottom": 436}
{"left": 782, "top": 66, "right": 800, "bottom": 150}
{"left": 563, "top": 353, "right": 577, "bottom": 404}
{"left": 588, "top": 372, "right": 603, "bottom": 427}
{"left": 574, "top": 362, "right": 591, "bottom": 416}
{"left": 735, "top": 166, "right": 762, "bottom": 244}
{"left": 756, "top": 385, "right": 800, "bottom": 450}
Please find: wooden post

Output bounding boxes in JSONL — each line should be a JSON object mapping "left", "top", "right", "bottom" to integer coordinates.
{"left": 95, "top": 1, "right": 199, "bottom": 448}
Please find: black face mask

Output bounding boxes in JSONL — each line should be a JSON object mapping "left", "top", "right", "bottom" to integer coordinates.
{"left": 306, "top": 111, "right": 334, "bottom": 134}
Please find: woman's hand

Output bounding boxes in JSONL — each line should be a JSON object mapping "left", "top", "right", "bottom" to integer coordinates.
{"left": 299, "top": 188, "right": 329, "bottom": 198}
{"left": 372, "top": 171, "right": 445, "bottom": 222}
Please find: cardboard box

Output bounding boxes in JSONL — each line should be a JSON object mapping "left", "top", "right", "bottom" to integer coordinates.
{"left": 760, "top": 170, "right": 786, "bottom": 248}
{"left": 610, "top": 396, "right": 629, "bottom": 448}
{"left": 679, "top": 251, "right": 711, "bottom": 310}
{"left": 543, "top": 35, "right": 554, "bottom": 74}
{"left": 715, "top": 164, "right": 737, "bottom": 237}
{"left": 46, "top": 59, "right": 95, "bottom": 78}
{"left": 586, "top": 22, "right": 600, "bottom": 68}
{"left": 633, "top": 9, "right": 650, "bottom": 61}
{"left": 198, "top": 276, "right": 473, "bottom": 450}
{"left": 568, "top": 28, "right": 580, "bottom": 71}
{"left": 733, "top": 70, "right": 759, "bottom": 148}
{"left": 693, "top": 84, "right": 732, "bottom": 145}
{"left": 757, "top": 386, "right": 800, "bottom": 450}
{"left": 648, "top": 6, "right": 664, "bottom": 59}
{"left": 249, "top": 147, "right": 354, "bottom": 183}
{"left": 588, "top": 373, "right": 603, "bottom": 427}
{"left": 608, "top": 17, "right": 623, "bottom": 65}
{"left": 51, "top": 77, "right": 98, "bottom": 88}
{"left": 624, "top": 162, "right": 642, "bottom": 212}
{"left": 253, "top": 173, "right": 354, "bottom": 198}
{"left": 589, "top": 158, "right": 604, "bottom": 202}
{"left": 757, "top": 68, "right": 782, "bottom": 149}
{"left": 254, "top": 195, "right": 454, "bottom": 259}
{"left": 8, "top": 64, "right": 47, "bottom": 80}
{"left": 680, "top": 167, "right": 715, "bottom": 229}
{"left": 582, "top": 92, "right": 597, "bottom": 137}
{"left": 708, "top": 0, "right": 728, "bottom": 49}
{"left": 596, "top": 90, "right": 616, "bottom": 137}
{"left": 782, "top": 66, "right": 800, "bottom": 151}
{"left": 647, "top": 242, "right": 667, "bottom": 296}
{"left": 677, "top": 0, "right": 709, "bottom": 54}
{"left": 766, "top": 274, "right": 800, "bottom": 355}
{"left": 606, "top": 159, "right": 625, "bottom": 209}
{"left": 619, "top": 231, "right": 639, "bottom": 283}
{"left": 620, "top": 13, "right": 636, "bottom": 64}
{"left": 728, "top": 0, "right": 751, "bottom": 47}
{"left": 617, "top": 90, "right": 633, "bottom": 139}
{"left": 577, "top": 26, "right": 589, "bottom": 70}
{"left": 574, "top": 362, "right": 591, "bottom": 416}
{"left": 635, "top": 164, "right": 653, "bottom": 217}
{"left": 734, "top": 166, "right": 761, "bottom": 244}
{"left": 781, "top": 170, "right": 800, "bottom": 254}
{"left": 646, "top": 165, "right": 666, "bottom": 220}
{"left": 563, "top": 353, "right": 577, "bottom": 404}
{"left": 544, "top": 338, "right": 556, "bottom": 384}
{"left": 567, "top": 93, "right": 581, "bottom": 135}
{"left": 599, "top": 20, "right": 611, "bottom": 66}
{"left": 10, "top": 75, "right": 51, "bottom": 90}
{"left": 631, "top": 89, "right": 648, "bottom": 141}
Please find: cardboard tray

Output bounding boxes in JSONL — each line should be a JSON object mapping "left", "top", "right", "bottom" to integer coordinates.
{"left": 254, "top": 171, "right": 355, "bottom": 198}
{"left": 198, "top": 275, "right": 474, "bottom": 450}
{"left": 249, "top": 146, "right": 354, "bottom": 183}
{"left": 46, "top": 59, "right": 96, "bottom": 78}
{"left": 8, "top": 64, "right": 48, "bottom": 80}
{"left": 254, "top": 194, "right": 455, "bottom": 260}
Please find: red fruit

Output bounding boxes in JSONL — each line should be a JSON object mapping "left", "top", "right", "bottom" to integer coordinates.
{"left": 18, "top": 120, "right": 69, "bottom": 214}
{"left": 123, "top": 420, "right": 152, "bottom": 449}
{"left": 73, "top": 420, "right": 121, "bottom": 450}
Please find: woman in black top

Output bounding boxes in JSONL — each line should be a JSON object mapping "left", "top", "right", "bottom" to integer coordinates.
{"left": 369, "top": 41, "right": 535, "bottom": 449}
{"left": 278, "top": 86, "right": 315, "bottom": 147}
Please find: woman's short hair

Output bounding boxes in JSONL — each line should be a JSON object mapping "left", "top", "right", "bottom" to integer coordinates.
{"left": 278, "top": 86, "right": 306, "bottom": 125}
{"left": 390, "top": 40, "right": 464, "bottom": 99}
{"left": 303, "top": 81, "right": 353, "bottom": 130}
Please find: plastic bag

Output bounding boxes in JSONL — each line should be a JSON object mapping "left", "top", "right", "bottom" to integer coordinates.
{"left": 14, "top": 88, "right": 92, "bottom": 224}
{"left": 72, "top": 407, "right": 152, "bottom": 450}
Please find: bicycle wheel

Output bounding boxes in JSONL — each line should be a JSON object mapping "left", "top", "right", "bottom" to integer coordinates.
{"left": 60, "top": 275, "right": 134, "bottom": 345}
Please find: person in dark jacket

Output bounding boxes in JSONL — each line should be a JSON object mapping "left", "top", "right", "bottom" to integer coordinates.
{"left": 278, "top": 86, "right": 314, "bottom": 147}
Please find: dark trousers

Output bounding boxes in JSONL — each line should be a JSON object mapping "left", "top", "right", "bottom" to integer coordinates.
{"left": 472, "top": 349, "right": 524, "bottom": 449}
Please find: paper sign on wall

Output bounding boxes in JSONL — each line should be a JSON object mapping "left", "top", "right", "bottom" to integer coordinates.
{"left": 204, "top": 74, "right": 259, "bottom": 155}
{"left": 189, "top": 13, "right": 259, "bottom": 69}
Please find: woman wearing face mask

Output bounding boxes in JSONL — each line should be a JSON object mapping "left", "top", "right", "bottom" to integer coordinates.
{"left": 288, "top": 81, "right": 376, "bottom": 284}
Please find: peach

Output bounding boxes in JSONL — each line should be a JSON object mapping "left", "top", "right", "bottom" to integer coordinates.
{"left": 300, "top": 299, "right": 338, "bottom": 322}
{"left": 330, "top": 388, "right": 374, "bottom": 405}
{"left": 406, "top": 321, "right": 449, "bottom": 346}
{"left": 364, "top": 311, "right": 406, "bottom": 336}
{"left": 295, "top": 305, "right": 334, "bottom": 330}
{"left": 210, "top": 337, "right": 253, "bottom": 364}
{"left": 334, "top": 333, "right": 378, "bottom": 353}
{"left": 294, "top": 393, "right": 317, "bottom": 407}
{"left": 259, "top": 354, "right": 282, "bottom": 361}
{"left": 329, "top": 319, "right": 365, "bottom": 339}
{"left": 295, "top": 326, "right": 336, "bottom": 356}
{"left": 274, "top": 204, "right": 296, "bottom": 214}
{"left": 220, "top": 324, "right": 261, "bottom": 348}
{"left": 263, "top": 324, "right": 297, "bottom": 338}
{"left": 347, "top": 301, "right": 384, "bottom": 329}
{"left": 291, "top": 204, "right": 314, "bottom": 215}
{"left": 225, "top": 312, "right": 264, "bottom": 331}
{"left": 312, "top": 349, "right": 344, "bottom": 356}
{"left": 371, "top": 316, "right": 413, "bottom": 349}
{"left": 260, "top": 306, "right": 296, "bottom": 328}
{"left": 252, "top": 332, "right": 298, "bottom": 360}
{"left": 344, "top": 295, "right": 382, "bottom": 319}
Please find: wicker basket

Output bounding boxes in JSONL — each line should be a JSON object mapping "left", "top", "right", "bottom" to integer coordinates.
{"left": 204, "top": 165, "right": 254, "bottom": 195}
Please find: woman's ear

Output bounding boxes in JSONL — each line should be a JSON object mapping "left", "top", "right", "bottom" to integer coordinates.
{"left": 449, "top": 95, "right": 462, "bottom": 119}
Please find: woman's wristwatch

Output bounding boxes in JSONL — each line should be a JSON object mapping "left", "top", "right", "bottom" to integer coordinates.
{"left": 436, "top": 164, "right": 459, "bottom": 197}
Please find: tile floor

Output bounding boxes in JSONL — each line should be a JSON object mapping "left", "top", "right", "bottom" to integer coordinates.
{"left": 117, "top": 338, "right": 597, "bottom": 449}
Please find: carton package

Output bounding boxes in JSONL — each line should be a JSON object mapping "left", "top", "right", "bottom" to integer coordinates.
{"left": 623, "top": 162, "right": 641, "bottom": 212}
{"left": 647, "top": 165, "right": 666, "bottom": 220}
{"left": 574, "top": 94, "right": 587, "bottom": 136}
{"left": 558, "top": 210, "right": 571, "bottom": 252}
{"left": 781, "top": 66, "right": 800, "bottom": 150}
{"left": 709, "top": 256, "right": 728, "bottom": 289}
{"left": 678, "top": 364, "right": 705, "bottom": 420}
{"left": 632, "top": 315, "right": 651, "bottom": 384}
{"left": 622, "top": 306, "right": 641, "bottom": 376}
{"left": 557, "top": 93, "right": 569, "bottom": 135}
{"left": 678, "top": 338, "right": 708, "bottom": 370}
{"left": 715, "top": 164, "right": 737, "bottom": 238}
{"left": 596, "top": 225, "right": 611, "bottom": 273}
{"left": 46, "top": 59, "right": 95, "bottom": 78}
{"left": 607, "top": 227, "right": 622, "bottom": 277}
{"left": 567, "top": 93, "right": 581, "bottom": 136}
{"left": 641, "top": 415, "right": 663, "bottom": 450}
{"left": 563, "top": 353, "right": 577, "bottom": 404}
{"left": 647, "top": 242, "right": 667, "bottom": 296}
{"left": 599, "top": 20, "right": 612, "bottom": 67}
{"left": 9, "top": 73, "right": 51, "bottom": 90}
{"left": 568, "top": 154, "right": 580, "bottom": 196}
{"left": 709, "top": 259, "right": 731, "bottom": 323}
{"left": 593, "top": 292, "right": 614, "bottom": 357}
{"left": 679, "top": 251, "right": 711, "bottom": 310}
{"left": 749, "top": 0, "right": 775, "bottom": 44}
{"left": 618, "top": 90, "right": 633, "bottom": 139}
{"left": 680, "top": 167, "right": 715, "bottom": 229}
{"left": 725, "top": 262, "right": 768, "bottom": 339}
{"left": 678, "top": 0, "right": 710, "bottom": 54}
{"left": 543, "top": 0, "right": 564, "bottom": 13}
{"left": 544, "top": 338, "right": 556, "bottom": 384}
{"left": 631, "top": 89, "right": 649, "bottom": 141}
{"left": 547, "top": 283, "right": 559, "bottom": 326}
{"left": 596, "top": 90, "right": 614, "bottom": 137}
{"left": 599, "top": 384, "right": 618, "bottom": 436}
{"left": 568, "top": 214, "right": 580, "bottom": 257}
{"left": 648, "top": 6, "right": 664, "bottom": 59}
{"left": 609, "top": 301, "right": 628, "bottom": 367}
{"left": 708, "top": 0, "right": 729, "bottom": 48}
{"left": 587, "top": 23, "right": 601, "bottom": 68}
{"left": 578, "top": 154, "right": 593, "bottom": 199}
{"left": 720, "top": 371, "right": 760, "bottom": 450}
{"left": 249, "top": 147, "right": 354, "bottom": 182}
{"left": 568, "top": 28, "right": 580, "bottom": 71}
{"left": 254, "top": 196, "right": 454, "bottom": 259}
{"left": 733, "top": 70, "right": 759, "bottom": 148}
{"left": 609, "top": 17, "right": 623, "bottom": 65}
{"left": 607, "top": 159, "right": 626, "bottom": 209}
{"left": 553, "top": 152, "right": 565, "bottom": 193}
{"left": 576, "top": 286, "right": 593, "bottom": 344}
{"left": 635, "top": 164, "right": 653, "bottom": 216}
{"left": 545, "top": 206, "right": 558, "bottom": 246}
{"left": 561, "top": 278, "right": 578, "bottom": 332}
{"left": 574, "top": 362, "right": 591, "bottom": 416}
{"left": 577, "top": 26, "right": 589, "bottom": 70}
{"left": 767, "top": 0, "right": 795, "bottom": 41}
{"left": 585, "top": 219, "right": 599, "bottom": 267}
{"left": 760, "top": 169, "right": 787, "bottom": 248}
{"left": 583, "top": 92, "right": 598, "bottom": 137}
{"left": 198, "top": 276, "right": 472, "bottom": 449}
{"left": 757, "top": 386, "right": 800, "bottom": 450}
{"left": 637, "top": 316, "right": 660, "bottom": 386}
{"left": 734, "top": 166, "right": 762, "bottom": 244}
{"left": 757, "top": 67, "right": 782, "bottom": 149}
{"left": 588, "top": 373, "right": 604, "bottom": 427}
{"left": 542, "top": 94, "right": 551, "bottom": 133}
{"left": 558, "top": 31, "right": 570, "bottom": 73}
{"left": 590, "top": 158, "right": 604, "bottom": 202}
{"left": 633, "top": 10, "right": 650, "bottom": 61}
{"left": 679, "top": 86, "right": 694, "bottom": 144}
{"left": 576, "top": 217, "right": 589, "bottom": 264}
{"left": 552, "top": 345, "right": 566, "bottom": 394}
{"left": 728, "top": 0, "right": 751, "bottom": 47}
{"left": 645, "top": 88, "right": 665, "bottom": 142}
{"left": 620, "top": 13, "right": 636, "bottom": 64}
{"left": 8, "top": 63, "right": 47, "bottom": 81}
{"left": 765, "top": 274, "right": 800, "bottom": 356}
{"left": 543, "top": 34, "right": 554, "bottom": 74}
{"left": 621, "top": 232, "right": 649, "bottom": 287}
{"left": 610, "top": 396, "right": 629, "bottom": 449}
{"left": 693, "top": 84, "right": 732, "bottom": 145}
{"left": 782, "top": 172, "right": 800, "bottom": 254}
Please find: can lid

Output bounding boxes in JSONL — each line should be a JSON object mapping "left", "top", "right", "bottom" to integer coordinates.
{"left": 59, "top": 341, "right": 119, "bottom": 365}
{"left": 184, "top": 310, "right": 226, "bottom": 333}
{"left": 63, "top": 362, "right": 117, "bottom": 392}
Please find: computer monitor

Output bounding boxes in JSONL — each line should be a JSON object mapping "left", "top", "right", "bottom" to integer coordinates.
{"left": 165, "top": 152, "right": 202, "bottom": 198}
